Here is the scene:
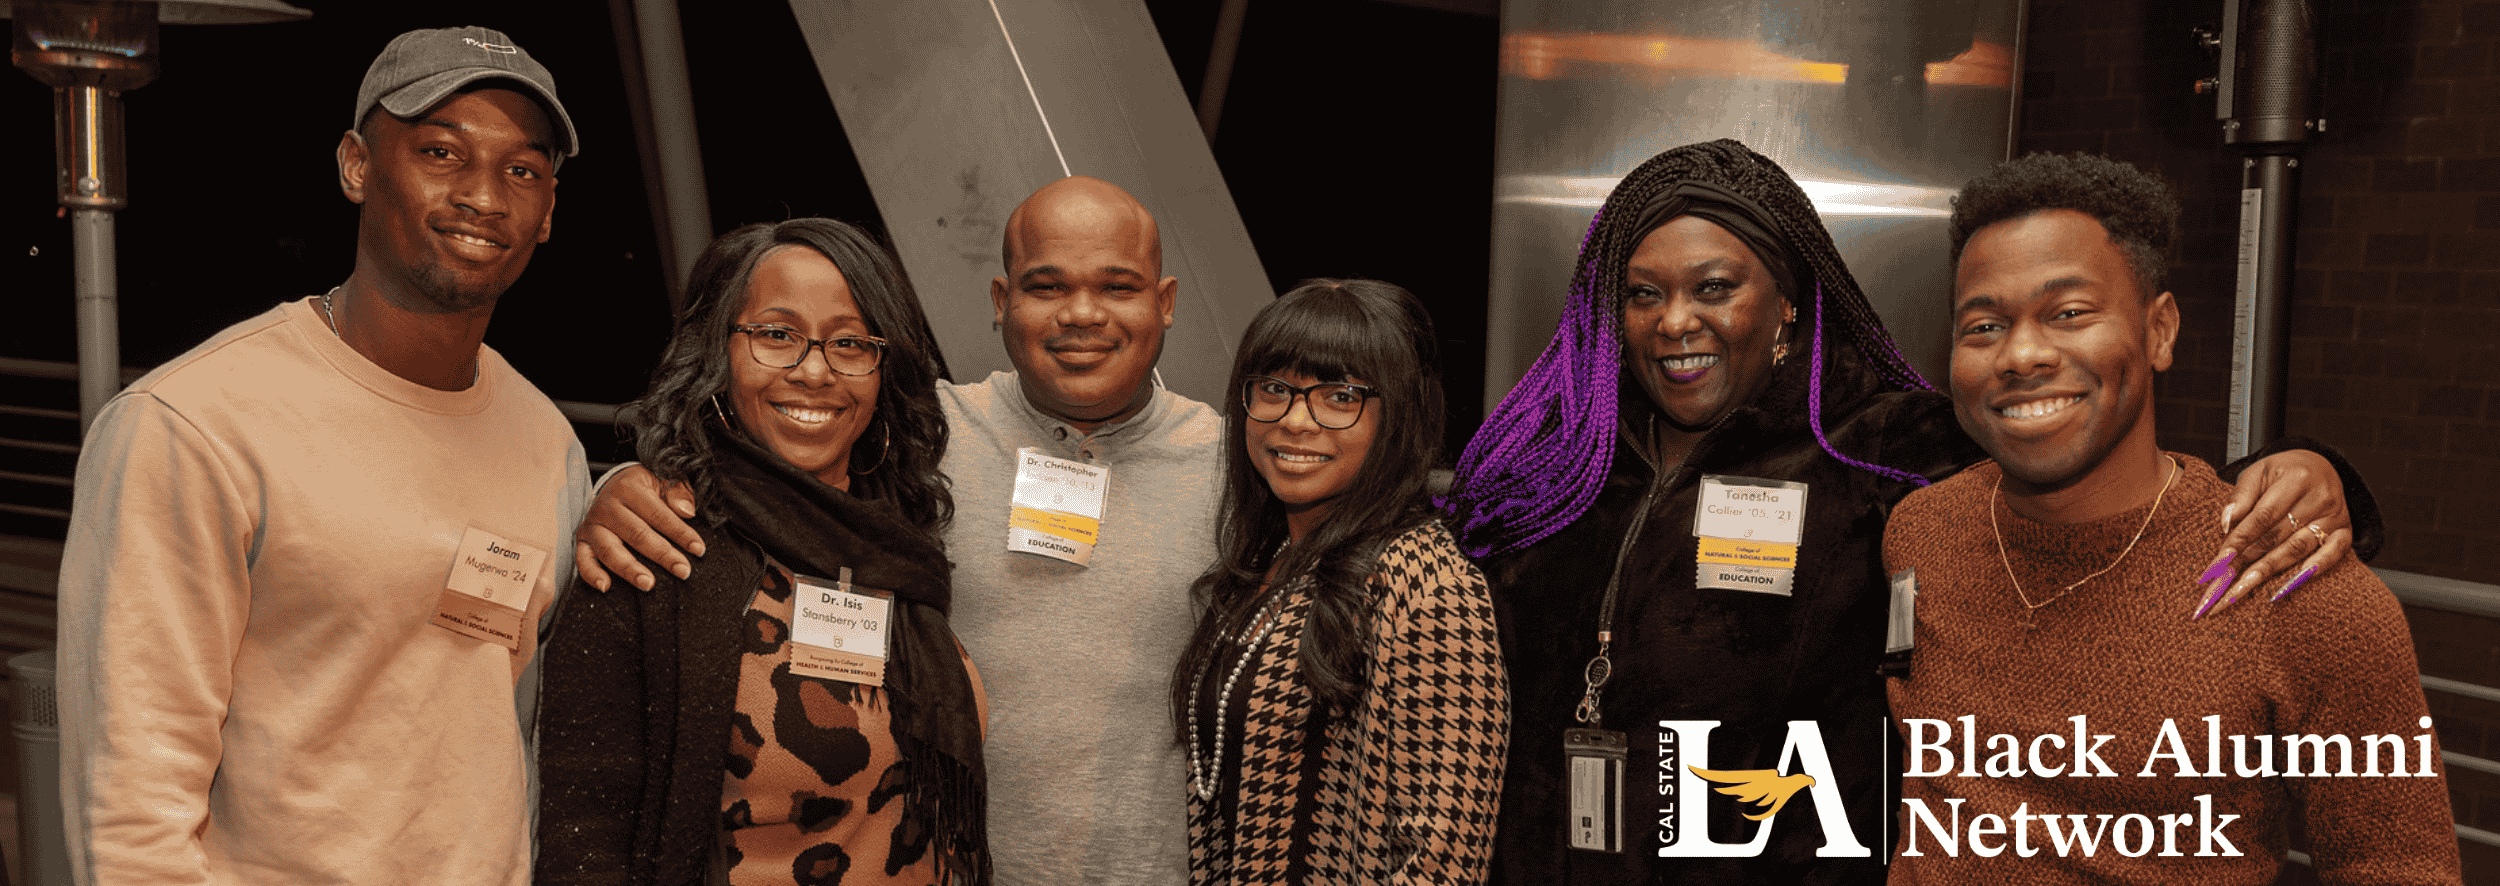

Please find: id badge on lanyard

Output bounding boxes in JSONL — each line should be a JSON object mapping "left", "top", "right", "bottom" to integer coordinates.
{"left": 1565, "top": 727, "right": 1628, "bottom": 852}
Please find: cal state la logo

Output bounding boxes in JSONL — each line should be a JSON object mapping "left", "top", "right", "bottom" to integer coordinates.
{"left": 1656, "top": 720, "right": 1871, "bottom": 858}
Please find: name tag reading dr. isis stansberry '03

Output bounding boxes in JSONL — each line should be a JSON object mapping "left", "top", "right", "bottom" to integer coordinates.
{"left": 1693, "top": 475, "right": 1808, "bottom": 597}
{"left": 792, "top": 567, "right": 892, "bottom": 686}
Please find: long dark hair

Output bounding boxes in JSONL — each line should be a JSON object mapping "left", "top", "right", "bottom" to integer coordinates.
{"left": 1169, "top": 278, "right": 1447, "bottom": 729}
{"left": 630, "top": 218, "right": 954, "bottom": 535}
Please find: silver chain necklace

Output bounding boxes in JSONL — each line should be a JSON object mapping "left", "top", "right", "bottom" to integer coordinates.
{"left": 318, "top": 286, "right": 343, "bottom": 336}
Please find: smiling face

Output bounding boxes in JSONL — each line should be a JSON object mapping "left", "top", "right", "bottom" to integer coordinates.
{"left": 1950, "top": 209, "right": 2178, "bottom": 494}
{"left": 729, "top": 247, "right": 882, "bottom": 490}
{"left": 1619, "top": 216, "right": 1795, "bottom": 429}
{"left": 1244, "top": 369, "right": 1379, "bottom": 535}
{"left": 342, "top": 86, "right": 558, "bottom": 313}
{"left": 991, "top": 178, "right": 1177, "bottom": 431}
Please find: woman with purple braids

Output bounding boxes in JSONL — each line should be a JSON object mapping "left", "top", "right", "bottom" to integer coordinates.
{"left": 1445, "top": 140, "right": 2373, "bottom": 885}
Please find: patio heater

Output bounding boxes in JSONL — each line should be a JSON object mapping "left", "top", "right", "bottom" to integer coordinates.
{"left": 5, "top": 0, "right": 310, "bottom": 433}
{"left": 2204, "top": 0, "right": 2318, "bottom": 460}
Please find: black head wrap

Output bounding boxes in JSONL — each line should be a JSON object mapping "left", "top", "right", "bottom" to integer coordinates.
{"left": 1446, "top": 138, "right": 1937, "bottom": 558}
{"left": 1624, "top": 179, "right": 1804, "bottom": 301}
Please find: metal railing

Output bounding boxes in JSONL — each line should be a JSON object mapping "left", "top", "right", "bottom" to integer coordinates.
{"left": 2376, "top": 567, "right": 2500, "bottom": 851}
{"left": 0, "top": 357, "right": 637, "bottom": 504}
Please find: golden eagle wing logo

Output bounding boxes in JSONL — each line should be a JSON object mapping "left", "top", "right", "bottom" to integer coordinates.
{"left": 1688, "top": 768, "right": 1816, "bottom": 821}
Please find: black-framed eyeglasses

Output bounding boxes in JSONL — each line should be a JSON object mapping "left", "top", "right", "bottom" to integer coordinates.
{"left": 730, "top": 324, "right": 887, "bottom": 376}
{"left": 1242, "top": 375, "right": 1378, "bottom": 430}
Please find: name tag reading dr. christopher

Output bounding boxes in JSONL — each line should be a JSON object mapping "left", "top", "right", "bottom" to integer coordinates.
{"left": 435, "top": 526, "right": 547, "bottom": 650}
{"left": 1007, "top": 447, "right": 1110, "bottom": 566}
{"left": 1694, "top": 475, "right": 1807, "bottom": 596}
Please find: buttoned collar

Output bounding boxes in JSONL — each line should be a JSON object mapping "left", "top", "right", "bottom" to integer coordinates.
{"left": 1000, "top": 369, "right": 1169, "bottom": 462}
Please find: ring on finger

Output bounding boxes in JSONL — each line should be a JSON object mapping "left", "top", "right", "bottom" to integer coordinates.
{"left": 2286, "top": 513, "right": 2301, "bottom": 527}
{"left": 2304, "top": 522, "right": 2325, "bottom": 543}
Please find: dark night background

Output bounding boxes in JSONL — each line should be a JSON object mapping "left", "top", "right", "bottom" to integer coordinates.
{"left": 0, "top": 0, "right": 1499, "bottom": 473}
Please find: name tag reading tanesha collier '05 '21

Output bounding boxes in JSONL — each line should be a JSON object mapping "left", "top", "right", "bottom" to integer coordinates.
{"left": 1693, "top": 476, "right": 1808, "bottom": 596}
{"left": 1006, "top": 446, "right": 1111, "bottom": 566}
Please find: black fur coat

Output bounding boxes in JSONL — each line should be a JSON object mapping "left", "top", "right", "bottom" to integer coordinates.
{"left": 1485, "top": 336, "right": 1971, "bottom": 886}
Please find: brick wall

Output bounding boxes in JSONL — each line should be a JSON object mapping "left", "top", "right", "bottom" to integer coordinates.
{"left": 2017, "top": 0, "right": 2500, "bottom": 880}
{"left": 2020, "top": 0, "right": 2500, "bottom": 578}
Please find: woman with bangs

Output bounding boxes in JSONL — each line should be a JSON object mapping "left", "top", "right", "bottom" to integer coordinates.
{"left": 1172, "top": 279, "right": 1507, "bottom": 885}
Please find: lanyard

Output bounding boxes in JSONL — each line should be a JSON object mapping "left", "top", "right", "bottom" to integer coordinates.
{"left": 1573, "top": 413, "right": 1712, "bottom": 729}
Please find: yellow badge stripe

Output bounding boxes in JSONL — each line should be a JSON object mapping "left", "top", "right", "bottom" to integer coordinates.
{"left": 1010, "top": 506, "right": 1101, "bottom": 545}
{"left": 1696, "top": 537, "right": 1799, "bottom": 568}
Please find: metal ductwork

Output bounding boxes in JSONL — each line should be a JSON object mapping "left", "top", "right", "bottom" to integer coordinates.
{"left": 1485, "top": 0, "right": 2030, "bottom": 409}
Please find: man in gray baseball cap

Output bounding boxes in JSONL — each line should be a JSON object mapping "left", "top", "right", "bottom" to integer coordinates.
{"left": 353, "top": 25, "right": 580, "bottom": 162}
{"left": 56, "top": 26, "right": 588, "bottom": 886}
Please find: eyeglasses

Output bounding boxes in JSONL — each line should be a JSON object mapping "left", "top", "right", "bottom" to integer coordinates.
{"left": 1242, "top": 375, "right": 1377, "bottom": 430}
{"left": 730, "top": 323, "right": 887, "bottom": 376}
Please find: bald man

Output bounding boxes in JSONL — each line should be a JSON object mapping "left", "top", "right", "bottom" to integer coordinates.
{"left": 575, "top": 176, "right": 1219, "bottom": 884}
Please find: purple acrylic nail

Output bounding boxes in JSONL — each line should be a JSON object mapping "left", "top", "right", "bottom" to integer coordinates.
{"left": 2197, "top": 551, "right": 2235, "bottom": 585}
{"left": 2271, "top": 565, "right": 2317, "bottom": 602}
{"left": 2192, "top": 578, "right": 2229, "bottom": 620}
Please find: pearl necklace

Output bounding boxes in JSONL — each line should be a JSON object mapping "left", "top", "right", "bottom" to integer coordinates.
{"left": 1187, "top": 578, "right": 1288, "bottom": 802}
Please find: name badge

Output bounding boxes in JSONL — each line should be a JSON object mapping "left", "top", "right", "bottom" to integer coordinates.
{"left": 791, "top": 568, "right": 893, "bottom": 686}
{"left": 1007, "top": 447, "right": 1110, "bottom": 566}
{"left": 1564, "top": 727, "right": 1628, "bottom": 853}
{"left": 1881, "top": 568, "right": 1917, "bottom": 677}
{"left": 1693, "top": 475, "right": 1807, "bottom": 596}
{"left": 434, "top": 526, "right": 547, "bottom": 650}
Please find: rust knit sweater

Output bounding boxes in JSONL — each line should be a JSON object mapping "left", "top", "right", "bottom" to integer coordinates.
{"left": 1883, "top": 456, "right": 2460, "bottom": 885}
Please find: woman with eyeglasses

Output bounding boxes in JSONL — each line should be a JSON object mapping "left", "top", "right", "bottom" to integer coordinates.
{"left": 1171, "top": 278, "right": 1506, "bottom": 884}
{"left": 535, "top": 219, "right": 987, "bottom": 886}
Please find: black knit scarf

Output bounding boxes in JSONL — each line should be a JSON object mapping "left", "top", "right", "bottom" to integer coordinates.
{"left": 707, "top": 424, "right": 989, "bottom": 885}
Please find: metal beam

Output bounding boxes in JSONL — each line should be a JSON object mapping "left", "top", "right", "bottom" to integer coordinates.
{"left": 624, "top": 0, "right": 715, "bottom": 310}
{"left": 785, "top": 0, "right": 1271, "bottom": 406}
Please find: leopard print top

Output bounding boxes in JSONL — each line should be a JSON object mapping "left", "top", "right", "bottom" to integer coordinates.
{"left": 722, "top": 563, "right": 986, "bottom": 886}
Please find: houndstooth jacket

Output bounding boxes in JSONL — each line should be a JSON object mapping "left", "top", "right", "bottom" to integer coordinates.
{"left": 1187, "top": 521, "right": 1509, "bottom": 885}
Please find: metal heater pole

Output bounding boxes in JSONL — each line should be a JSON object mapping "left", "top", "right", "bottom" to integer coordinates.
{"left": 71, "top": 208, "right": 121, "bottom": 433}
{"left": 2227, "top": 154, "right": 2297, "bottom": 459}
{"left": 2215, "top": 0, "right": 2317, "bottom": 461}
{"left": 56, "top": 80, "right": 134, "bottom": 434}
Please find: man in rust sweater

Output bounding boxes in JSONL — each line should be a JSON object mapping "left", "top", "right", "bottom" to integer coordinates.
{"left": 1882, "top": 153, "right": 2460, "bottom": 885}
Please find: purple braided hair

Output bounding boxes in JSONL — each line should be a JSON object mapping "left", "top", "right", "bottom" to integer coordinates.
{"left": 1808, "top": 280, "right": 1934, "bottom": 486}
{"left": 1436, "top": 209, "right": 1625, "bottom": 558}
{"left": 1445, "top": 139, "right": 1936, "bottom": 559}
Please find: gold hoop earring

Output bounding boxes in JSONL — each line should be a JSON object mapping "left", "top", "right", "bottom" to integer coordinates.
{"left": 850, "top": 419, "right": 890, "bottom": 475}
{"left": 710, "top": 394, "right": 733, "bottom": 428}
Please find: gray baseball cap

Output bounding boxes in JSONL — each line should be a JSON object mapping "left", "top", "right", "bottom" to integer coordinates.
{"left": 352, "top": 26, "right": 579, "bottom": 161}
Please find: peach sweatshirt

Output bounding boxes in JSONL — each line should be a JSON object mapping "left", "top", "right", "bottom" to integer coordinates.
{"left": 56, "top": 298, "right": 588, "bottom": 886}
